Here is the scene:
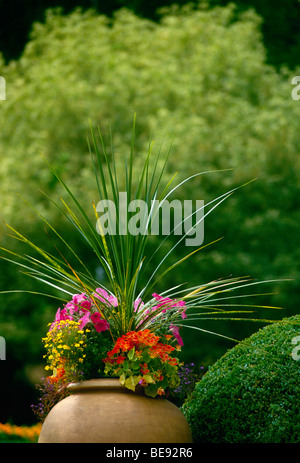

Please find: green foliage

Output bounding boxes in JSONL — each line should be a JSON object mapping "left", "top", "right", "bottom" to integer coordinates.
{"left": 210, "top": 0, "right": 300, "bottom": 69}
{"left": 182, "top": 314, "right": 300, "bottom": 443}
{"left": 0, "top": 422, "right": 41, "bottom": 442}
{"left": 0, "top": 5, "right": 297, "bottom": 263}
{"left": 2, "top": 1, "right": 300, "bottom": 70}
{"left": 80, "top": 329, "right": 113, "bottom": 379}
{"left": 0, "top": 432, "right": 32, "bottom": 443}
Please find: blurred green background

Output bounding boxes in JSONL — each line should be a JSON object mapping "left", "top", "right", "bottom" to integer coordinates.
{"left": 0, "top": 0, "right": 299, "bottom": 425}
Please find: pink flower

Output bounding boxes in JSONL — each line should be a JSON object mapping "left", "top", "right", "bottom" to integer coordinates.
{"left": 80, "top": 299, "right": 92, "bottom": 312}
{"left": 79, "top": 312, "right": 91, "bottom": 329}
{"left": 49, "top": 307, "right": 73, "bottom": 330}
{"left": 94, "top": 288, "right": 118, "bottom": 307}
{"left": 55, "top": 308, "right": 72, "bottom": 322}
{"left": 152, "top": 293, "right": 171, "bottom": 307}
{"left": 181, "top": 309, "right": 187, "bottom": 319}
{"left": 73, "top": 293, "right": 92, "bottom": 312}
{"left": 134, "top": 298, "right": 144, "bottom": 312}
{"left": 152, "top": 293, "right": 186, "bottom": 316}
{"left": 65, "top": 301, "right": 77, "bottom": 314}
{"left": 65, "top": 293, "right": 92, "bottom": 314}
{"left": 107, "top": 295, "right": 118, "bottom": 307}
{"left": 94, "top": 319, "right": 110, "bottom": 333}
{"left": 90, "top": 312, "right": 110, "bottom": 332}
{"left": 90, "top": 312, "right": 102, "bottom": 324}
{"left": 169, "top": 324, "right": 184, "bottom": 346}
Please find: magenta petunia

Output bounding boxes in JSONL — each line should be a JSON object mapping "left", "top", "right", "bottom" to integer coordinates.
{"left": 56, "top": 307, "right": 72, "bottom": 321}
{"left": 169, "top": 324, "right": 184, "bottom": 346}
{"left": 90, "top": 312, "right": 110, "bottom": 332}
{"left": 181, "top": 310, "right": 187, "bottom": 319}
{"left": 94, "top": 319, "right": 110, "bottom": 333}
{"left": 90, "top": 312, "right": 102, "bottom": 324}
{"left": 152, "top": 293, "right": 186, "bottom": 315}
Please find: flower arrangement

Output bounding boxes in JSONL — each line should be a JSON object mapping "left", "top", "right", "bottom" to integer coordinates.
{"left": 1, "top": 117, "right": 283, "bottom": 420}
{"left": 103, "top": 329, "right": 181, "bottom": 397}
{"left": 41, "top": 289, "right": 185, "bottom": 399}
{"left": 32, "top": 289, "right": 186, "bottom": 420}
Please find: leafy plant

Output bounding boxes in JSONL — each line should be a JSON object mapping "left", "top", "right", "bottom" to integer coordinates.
{"left": 103, "top": 329, "right": 181, "bottom": 397}
{"left": 182, "top": 314, "right": 300, "bottom": 443}
{"left": 0, "top": 5, "right": 297, "bottom": 350}
{"left": 0, "top": 118, "right": 282, "bottom": 348}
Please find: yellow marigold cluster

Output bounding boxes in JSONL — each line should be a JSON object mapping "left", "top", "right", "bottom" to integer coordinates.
{"left": 42, "top": 319, "right": 87, "bottom": 374}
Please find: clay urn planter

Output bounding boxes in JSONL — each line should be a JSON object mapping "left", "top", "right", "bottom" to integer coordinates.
{"left": 38, "top": 378, "right": 193, "bottom": 443}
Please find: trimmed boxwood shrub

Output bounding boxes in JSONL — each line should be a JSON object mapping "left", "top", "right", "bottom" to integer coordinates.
{"left": 182, "top": 315, "right": 300, "bottom": 443}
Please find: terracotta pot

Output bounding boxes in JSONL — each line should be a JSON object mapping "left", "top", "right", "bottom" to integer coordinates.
{"left": 38, "top": 378, "right": 193, "bottom": 443}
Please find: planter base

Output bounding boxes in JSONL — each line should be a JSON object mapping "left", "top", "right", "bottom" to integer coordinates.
{"left": 38, "top": 378, "right": 193, "bottom": 443}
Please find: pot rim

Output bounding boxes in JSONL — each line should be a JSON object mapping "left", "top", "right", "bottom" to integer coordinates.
{"left": 67, "top": 377, "right": 123, "bottom": 392}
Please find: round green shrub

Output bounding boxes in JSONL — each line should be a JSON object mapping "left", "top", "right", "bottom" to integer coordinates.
{"left": 182, "top": 315, "right": 300, "bottom": 443}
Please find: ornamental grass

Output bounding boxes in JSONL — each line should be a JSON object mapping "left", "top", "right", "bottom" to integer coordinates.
{"left": 0, "top": 117, "right": 284, "bottom": 417}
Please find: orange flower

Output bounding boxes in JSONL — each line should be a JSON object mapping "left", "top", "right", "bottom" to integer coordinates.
{"left": 168, "top": 357, "right": 178, "bottom": 366}
{"left": 140, "top": 362, "right": 149, "bottom": 374}
{"left": 0, "top": 422, "right": 42, "bottom": 442}
{"left": 103, "top": 329, "right": 178, "bottom": 371}
{"left": 47, "top": 365, "right": 65, "bottom": 384}
{"left": 105, "top": 329, "right": 162, "bottom": 360}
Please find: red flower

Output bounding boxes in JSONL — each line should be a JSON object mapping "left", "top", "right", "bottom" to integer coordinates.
{"left": 91, "top": 312, "right": 110, "bottom": 332}
{"left": 140, "top": 363, "right": 149, "bottom": 375}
